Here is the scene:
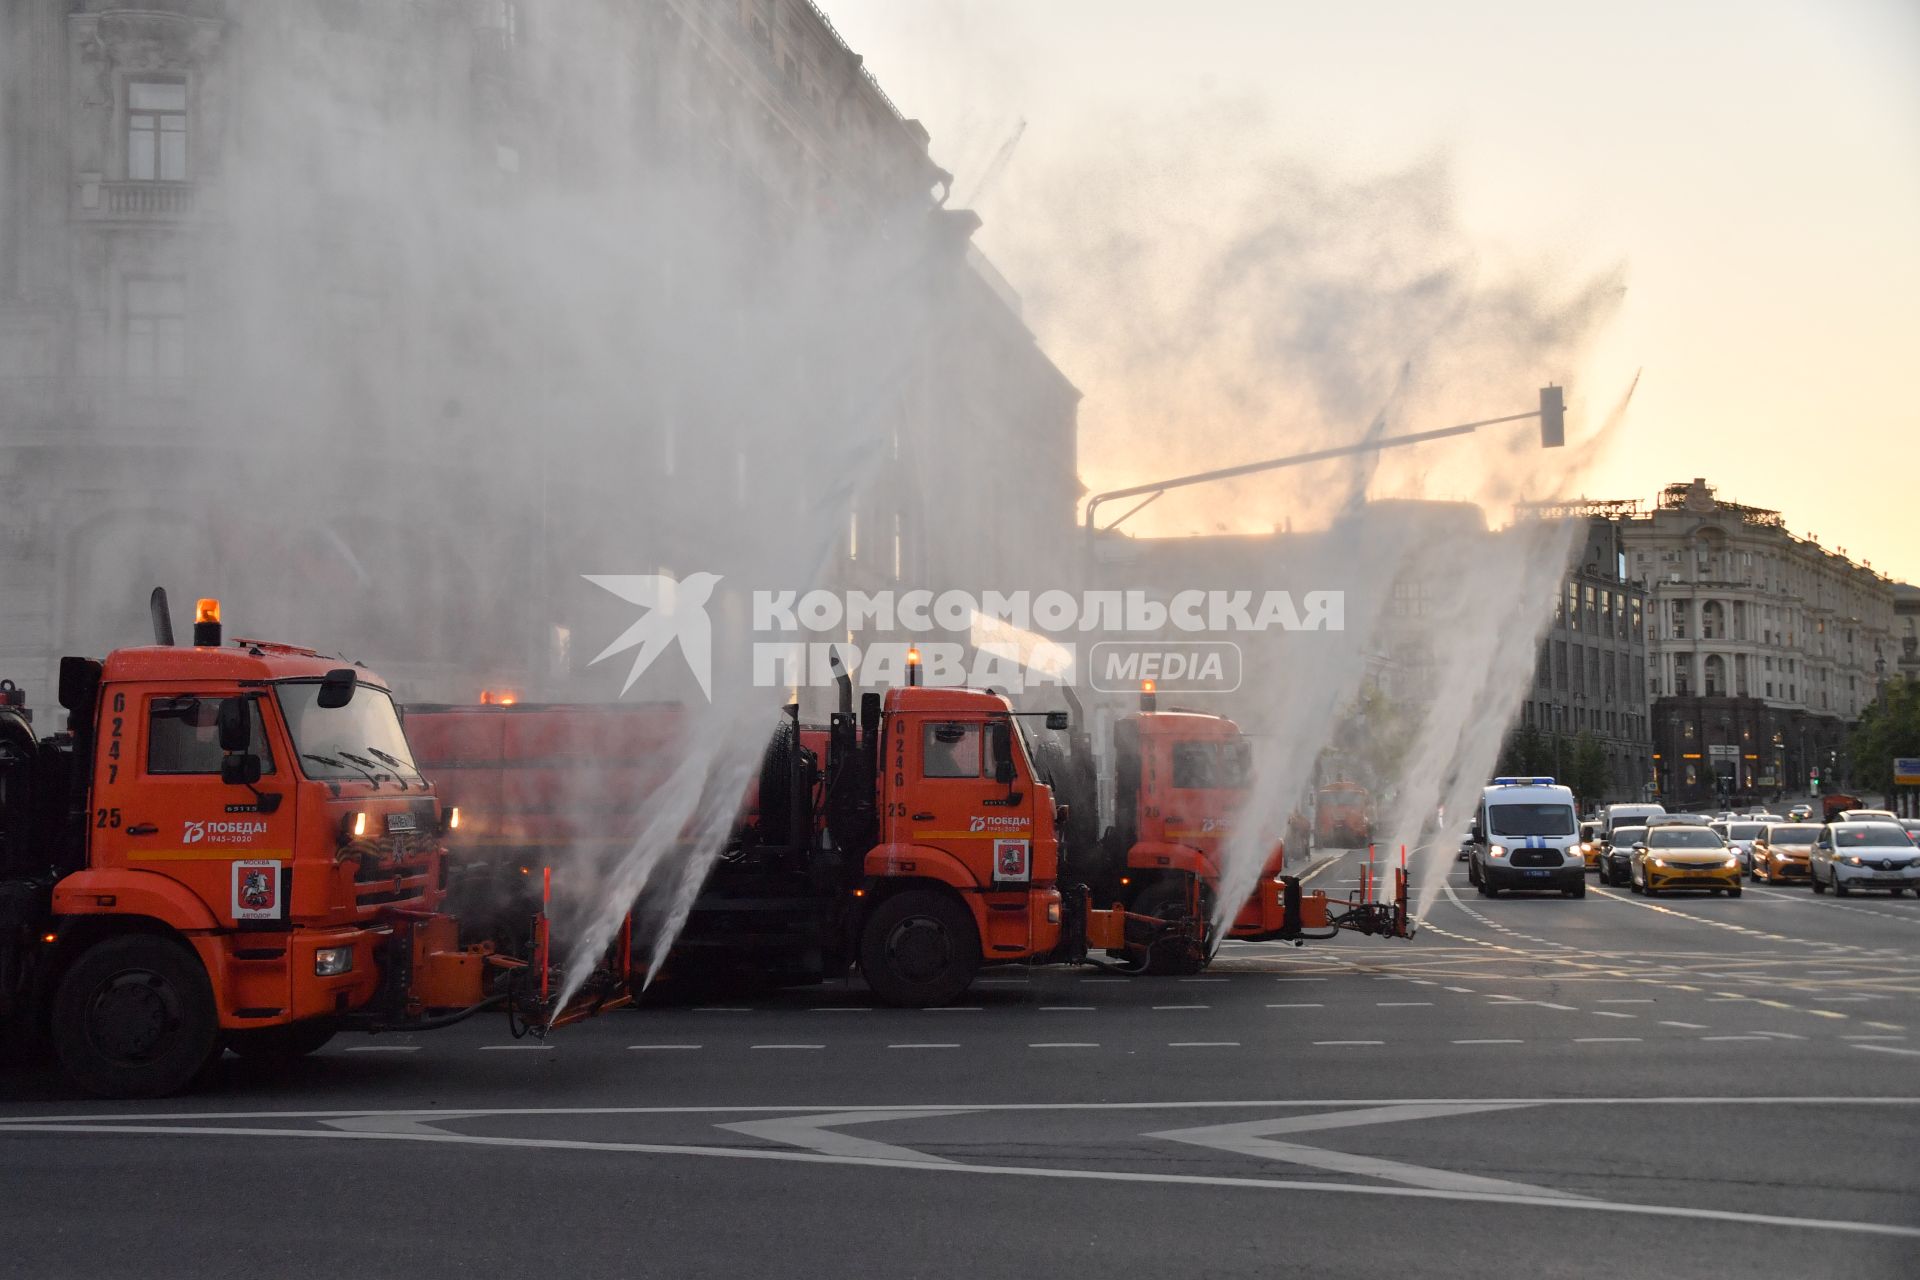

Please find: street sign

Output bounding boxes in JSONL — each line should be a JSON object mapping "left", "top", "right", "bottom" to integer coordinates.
{"left": 1895, "top": 758, "right": 1920, "bottom": 787}
{"left": 1708, "top": 744, "right": 1738, "bottom": 759}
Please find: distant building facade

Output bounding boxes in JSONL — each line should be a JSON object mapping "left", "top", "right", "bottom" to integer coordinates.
{"left": 1514, "top": 517, "right": 1654, "bottom": 802}
{"left": 1537, "top": 480, "right": 1896, "bottom": 807}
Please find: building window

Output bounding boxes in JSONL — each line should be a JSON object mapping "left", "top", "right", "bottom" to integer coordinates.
{"left": 125, "top": 278, "right": 186, "bottom": 380}
{"left": 129, "top": 81, "right": 188, "bottom": 182}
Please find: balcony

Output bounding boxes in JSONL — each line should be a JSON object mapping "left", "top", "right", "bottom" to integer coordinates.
{"left": 76, "top": 180, "right": 198, "bottom": 222}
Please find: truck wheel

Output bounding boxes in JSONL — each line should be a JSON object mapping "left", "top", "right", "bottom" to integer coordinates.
{"left": 51, "top": 934, "right": 219, "bottom": 1099}
{"left": 1126, "top": 880, "right": 1213, "bottom": 976}
{"left": 860, "top": 891, "right": 980, "bottom": 1008}
{"left": 225, "top": 1019, "right": 338, "bottom": 1064}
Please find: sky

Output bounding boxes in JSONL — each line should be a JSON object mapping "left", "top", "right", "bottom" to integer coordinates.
{"left": 826, "top": 0, "right": 1920, "bottom": 582}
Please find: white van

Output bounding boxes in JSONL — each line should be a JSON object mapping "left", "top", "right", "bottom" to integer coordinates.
{"left": 1467, "top": 778, "right": 1584, "bottom": 898}
{"left": 1604, "top": 802, "right": 1665, "bottom": 837}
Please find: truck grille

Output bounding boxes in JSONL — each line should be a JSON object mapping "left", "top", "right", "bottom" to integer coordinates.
{"left": 1511, "top": 849, "right": 1560, "bottom": 867}
{"left": 344, "top": 830, "right": 434, "bottom": 910}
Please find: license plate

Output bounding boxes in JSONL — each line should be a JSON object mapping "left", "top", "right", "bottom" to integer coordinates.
{"left": 1525, "top": 869, "right": 1550, "bottom": 878}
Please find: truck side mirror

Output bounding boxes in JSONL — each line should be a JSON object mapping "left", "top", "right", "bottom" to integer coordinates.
{"left": 221, "top": 753, "right": 262, "bottom": 786}
{"left": 317, "top": 668, "right": 358, "bottom": 709}
{"left": 990, "top": 721, "right": 1015, "bottom": 785}
{"left": 216, "top": 697, "right": 252, "bottom": 754}
{"left": 1045, "top": 710, "right": 1070, "bottom": 731}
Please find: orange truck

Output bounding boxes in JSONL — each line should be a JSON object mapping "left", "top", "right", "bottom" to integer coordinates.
{"left": 1033, "top": 685, "right": 1292, "bottom": 973}
{"left": 1315, "top": 780, "right": 1373, "bottom": 847}
{"left": 412, "top": 666, "right": 1410, "bottom": 1005}
{"left": 0, "top": 593, "right": 615, "bottom": 1098}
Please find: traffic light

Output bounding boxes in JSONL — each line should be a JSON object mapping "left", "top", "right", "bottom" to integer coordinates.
{"left": 1539, "top": 384, "right": 1565, "bottom": 449}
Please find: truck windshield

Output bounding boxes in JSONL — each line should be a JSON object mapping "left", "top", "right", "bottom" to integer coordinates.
{"left": 277, "top": 682, "right": 418, "bottom": 782}
{"left": 1171, "top": 740, "right": 1250, "bottom": 790}
{"left": 1487, "top": 804, "right": 1575, "bottom": 837}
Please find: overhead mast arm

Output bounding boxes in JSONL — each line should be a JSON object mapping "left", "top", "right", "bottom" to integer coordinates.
{"left": 1082, "top": 388, "right": 1564, "bottom": 534}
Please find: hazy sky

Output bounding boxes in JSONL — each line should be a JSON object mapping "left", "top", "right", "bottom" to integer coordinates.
{"left": 827, "top": 0, "right": 1920, "bottom": 582}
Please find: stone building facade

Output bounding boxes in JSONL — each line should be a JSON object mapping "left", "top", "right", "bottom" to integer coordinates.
{"left": 0, "top": 0, "right": 1081, "bottom": 710}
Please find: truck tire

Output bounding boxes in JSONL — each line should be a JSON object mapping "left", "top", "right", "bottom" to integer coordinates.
{"left": 756, "top": 719, "right": 796, "bottom": 842}
{"left": 51, "top": 934, "right": 220, "bottom": 1099}
{"left": 225, "top": 1019, "right": 338, "bottom": 1064}
{"left": 859, "top": 890, "right": 979, "bottom": 1008}
{"left": 1125, "top": 880, "right": 1214, "bottom": 976}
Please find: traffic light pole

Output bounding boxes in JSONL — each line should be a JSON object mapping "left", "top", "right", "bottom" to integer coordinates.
{"left": 1083, "top": 385, "right": 1565, "bottom": 534}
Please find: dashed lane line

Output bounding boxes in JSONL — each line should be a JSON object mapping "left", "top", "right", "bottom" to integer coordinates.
{"left": 1854, "top": 1043, "right": 1920, "bottom": 1057}
{"left": 629, "top": 1045, "right": 702, "bottom": 1051}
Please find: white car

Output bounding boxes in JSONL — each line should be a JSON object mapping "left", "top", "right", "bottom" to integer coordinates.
{"left": 1710, "top": 819, "right": 1767, "bottom": 873}
{"left": 1810, "top": 822, "right": 1920, "bottom": 896}
{"left": 1838, "top": 809, "right": 1898, "bottom": 823}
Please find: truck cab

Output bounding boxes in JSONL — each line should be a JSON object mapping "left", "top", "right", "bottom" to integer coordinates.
{"left": 1467, "top": 777, "right": 1585, "bottom": 898}
{"left": 1, "top": 605, "right": 484, "bottom": 1097}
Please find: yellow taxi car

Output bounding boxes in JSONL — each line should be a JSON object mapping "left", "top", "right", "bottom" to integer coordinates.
{"left": 1578, "top": 820, "right": 1604, "bottom": 871}
{"left": 1630, "top": 824, "right": 1742, "bottom": 897}
{"left": 1749, "top": 821, "right": 1821, "bottom": 883}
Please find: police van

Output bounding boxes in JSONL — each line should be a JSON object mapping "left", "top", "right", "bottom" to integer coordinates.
{"left": 1467, "top": 777, "right": 1585, "bottom": 898}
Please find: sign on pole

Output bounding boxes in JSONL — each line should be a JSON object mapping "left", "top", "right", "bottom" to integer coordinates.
{"left": 1894, "top": 758, "right": 1920, "bottom": 787}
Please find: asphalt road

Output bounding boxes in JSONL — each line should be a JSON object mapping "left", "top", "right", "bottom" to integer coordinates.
{"left": 4, "top": 846, "right": 1917, "bottom": 1279}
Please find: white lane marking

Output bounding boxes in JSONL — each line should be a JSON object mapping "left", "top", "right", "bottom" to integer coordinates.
{"left": 1152, "top": 1005, "right": 1209, "bottom": 1010}
{"left": 1575, "top": 1037, "right": 1642, "bottom": 1044}
{"left": 1169, "top": 1041, "right": 1241, "bottom": 1048}
{"left": 750, "top": 1044, "right": 825, "bottom": 1050}
{"left": 1377, "top": 1002, "right": 1433, "bottom": 1008}
{"left": 1267, "top": 1003, "right": 1324, "bottom": 1009}
{"left": 1598, "top": 999, "right": 1653, "bottom": 1004}
{"left": 1028, "top": 1042, "right": 1099, "bottom": 1048}
{"left": 1314, "top": 1040, "right": 1385, "bottom": 1046}
{"left": 1444, "top": 987, "right": 1476, "bottom": 994}
{"left": 1753, "top": 1032, "right": 1806, "bottom": 1040}
{"left": 5, "top": 1117, "right": 1914, "bottom": 1241}
{"left": 1149, "top": 1103, "right": 1587, "bottom": 1199}
{"left": 345, "top": 1045, "right": 420, "bottom": 1053}
{"left": 1660, "top": 1021, "right": 1709, "bottom": 1029}
{"left": 1593, "top": 1012, "right": 1636, "bottom": 1019}
{"left": 1452, "top": 1039, "right": 1523, "bottom": 1045}
{"left": 480, "top": 1044, "right": 551, "bottom": 1051}
{"left": 1855, "top": 1043, "right": 1920, "bottom": 1057}
{"left": 629, "top": 1045, "right": 702, "bottom": 1051}
{"left": 1039, "top": 1006, "right": 1095, "bottom": 1012}
{"left": 720, "top": 1107, "right": 971, "bottom": 1165}
{"left": 321, "top": 1113, "right": 474, "bottom": 1136}
{"left": 1701, "top": 1036, "right": 1769, "bottom": 1042}
{"left": 1843, "top": 1035, "right": 1907, "bottom": 1041}
{"left": 888, "top": 1044, "right": 960, "bottom": 1050}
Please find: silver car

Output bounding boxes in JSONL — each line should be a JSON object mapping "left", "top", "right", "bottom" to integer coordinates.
{"left": 1810, "top": 822, "right": 1920, "bottom": 896}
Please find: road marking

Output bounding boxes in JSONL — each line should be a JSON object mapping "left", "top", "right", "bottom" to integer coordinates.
{"left": 628, "top": 1045, "right": 701, "bottom": 1051}
{"left": 750, "top": 1044, "right": 825, "bottom": 1050}
{"left": 1843, "top": 1034, "right": 1907, "bottom": 1041}
{"left": 1753, "top": 1032, "right": 1805, "bottom": 1040}
{"left": 1855, "top": 1043, "right": 1920, "bottom": 1057}
{"left": 1314, "top": 1040, "right": 1385, "bottom": 1046}
{"left": 344, "top": 1045, "right": 420, "bottom": 1053}
{"left": 1152, "top": 1005, "right": 1209, "bottom": 1010}
{"left": 479, "top": 1044, "right": 551, "bottom": 1051}
{"left": 1028, "top": 1042, "right": 1099, "bottom": 1048}
{"left": 1701, "top": 1035, "right": 1769, "bottom": 1042}
{"left": 1444, "top": 986, "right": 1476, "bottom": 993}
{"left": 888, "top": 1044, "right": 959, "bottom": 1050}
{"left": 1452, "top": 1039, "right": 1522, "bottom": 1045}
{"left": 1660, "top": 1021, "right": 1708, "bottom": 1029}
{"left": 720, "top": 1108, "right": 970, "bottom": 1165}
{"left": 1039, "top": 1005, "right": 1095, "bottom": 1011}
{"left": 1377, "top": 1002, "right": 1432, "bottom": 1007}
{"left": 1267, "top": 1003, "right": 1324, "bottom": 1009}
{"left": 1169, "top": 1041, "right": 1240, "bottom": 1048}
{"left": 1575, "top": 1037, "right": 1641, "bottom": 1043}
{"left": 1149, "top": 1103, "right": 1587, "bottom": 1199}
{"left": 1598, "top": 999, "right": 1652, "bottom": 1004}
{"left": 1593, "top": 1011, "right": 1636, "bottom": 1019}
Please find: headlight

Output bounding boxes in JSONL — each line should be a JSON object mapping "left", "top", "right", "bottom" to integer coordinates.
{"left": 1489, "top": 845, "right": 1507, "bottom": 859}
{"left": 340, "top": 811, "right": 368, "bottom": 841}
{"left": 314, "top": 947, "right": 354, "bottom": 977}
{"left": 1843, "top": 855, "right": 1864, "bottom": 866}
{"left": 1722, "top": 856, "right": 1740, "bottom": 868}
